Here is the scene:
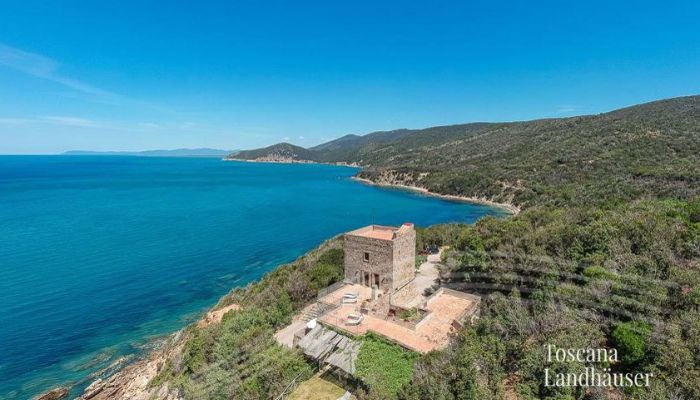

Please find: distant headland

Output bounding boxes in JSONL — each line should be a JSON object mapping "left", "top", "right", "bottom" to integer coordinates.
{"left": 62, "top": 148, "right": 235, "bottom": 157}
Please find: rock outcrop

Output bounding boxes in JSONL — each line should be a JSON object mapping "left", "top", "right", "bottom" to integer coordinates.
{"left": 77, "top": 333, "right": 183, "bottom": 400}
{"left": 33, "top": 387, "right": 69, "bottom": 400}
{"left": 77, "top": 303, "right": 240, "bottom": 400}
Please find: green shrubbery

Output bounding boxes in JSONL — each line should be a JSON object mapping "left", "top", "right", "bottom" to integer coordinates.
{"left": 357, "top": 97, "right": 700, "bottom": 209}
{"left": 307, "top": 248, "right": 344, "bottom": 291}
{"left": 355, "top": 334, "right": 417, "bottom": 399}
{"left": 407, "top": 199, "right": 700, "bottom": 399}
{"left": 151, "top": 240, "right": 344, "bottom": 399}
{"left": 612, "top": 321, "right": 652, "bottom": 368}
{"left": 151, "top": 198, "right": 699, "bottom": 399}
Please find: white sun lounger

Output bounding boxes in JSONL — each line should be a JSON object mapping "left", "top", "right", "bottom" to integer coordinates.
{"left": 345, "top": 313, "right": 364, "bottom": 326}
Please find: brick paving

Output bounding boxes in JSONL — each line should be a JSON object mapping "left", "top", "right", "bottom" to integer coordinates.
{"left": 317, "top": 284, "right": 477, "bottom": 353}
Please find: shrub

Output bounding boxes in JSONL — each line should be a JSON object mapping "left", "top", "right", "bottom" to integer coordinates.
{"left": 583, "top": 265, "right": 618, "bottom": 281}
{"left": 611, "top": 321, "right": 652, "bottom": 368}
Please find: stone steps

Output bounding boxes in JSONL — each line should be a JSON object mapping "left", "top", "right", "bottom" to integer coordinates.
{"left": 301, "top": 301, "right": 337, "bottom": 322}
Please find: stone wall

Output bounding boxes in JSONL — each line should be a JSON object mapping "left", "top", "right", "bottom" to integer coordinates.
{"left": 390, "top": 281, "right": 417, "bottom": 306}
{"left": 344, "top": 234, "right": 394, "bottom": 291}
{"left": 391, "top": 226, "right": 416, "bottom": 292}
{"left": 344, "top": 224, "right": 417, "bottom": 298}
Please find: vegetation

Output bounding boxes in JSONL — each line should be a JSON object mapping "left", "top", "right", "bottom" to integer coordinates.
{"left": 227, "top": 142, "right": 314, "bottom": 162}
{"left": 232, "top": 95, "right": 700, "bottom": 209}
{"left": 150, "top": 240, "right": 345, "bottom": 399}
{"left": 401, "top": 199, "right": 700, "bottom": 399}
{"left": 155, "top": 95, "right": 699, "bottom": 399}
{"left": 612, "top": 321, "right": 652, "bottom": 368}
{"left": 357, "top": 96, "right": 700, "bottom": 210}
{"left": 287, "top": 374, "right": 346, "bottom": 400}
{"left": 398, "top": 308, "right": 421, "bottom": 322}
{"left": 355, "top": 334, "right": 418, "bottom": 399}
{"left": 415, "top": 254, "right": 427, "bottom": 268}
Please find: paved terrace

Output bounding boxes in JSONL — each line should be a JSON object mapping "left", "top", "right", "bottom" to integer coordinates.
{"left": 318, "top": 285, "right": 479, "bottom": 353}
{"left": 320, "top": 283, "right": 373, "bottom": 305}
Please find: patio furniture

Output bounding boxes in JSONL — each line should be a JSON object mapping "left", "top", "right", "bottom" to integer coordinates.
{"left": 345, "top": 313, "right": 364, "bottom": 326}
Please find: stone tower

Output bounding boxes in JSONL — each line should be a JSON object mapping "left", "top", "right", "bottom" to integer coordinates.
{"left": 343, "top": 223, "right": 416, "bottom": 302}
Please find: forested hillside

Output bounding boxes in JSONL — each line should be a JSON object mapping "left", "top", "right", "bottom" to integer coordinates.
{"left": 230, "top": 95, "right": 700, "bottom": 209}
{"left": 356, "top": 96, "right": 700, "bottom": 209}
{"left": 228, "top": 143, "right": 314, "bottom": 162}
{"left": 405, "top": 199, "right": 700, "bottom": 399}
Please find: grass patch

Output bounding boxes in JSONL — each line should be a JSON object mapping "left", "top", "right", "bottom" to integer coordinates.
{"left": 288, "top": 374, "right": 346, "bottom": 400}
{"left": 398, "top": 308, "right": 421, "bottom": 322}
{"left": 355, "top": 334, "right": 417, "bottom": 398}
{"left": 415, "top": 254, "right": 427, "bottom": 269}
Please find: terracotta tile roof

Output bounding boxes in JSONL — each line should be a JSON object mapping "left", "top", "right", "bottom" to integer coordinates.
{"left": 358, "top": 229, "right": 395, "bottom": 240}
{"left": 348, "top": 225, "right": 400, "bottom": 241}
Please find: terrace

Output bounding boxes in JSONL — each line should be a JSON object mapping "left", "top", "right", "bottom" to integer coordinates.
{"left": 346, "top": 224, "right": 402, "bottom": 241}
{"left": 316, "top": 284, "right": 479, "bottom": 353}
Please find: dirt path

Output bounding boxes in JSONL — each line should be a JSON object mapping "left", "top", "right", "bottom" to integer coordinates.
{"left": 414, "top": 250, "right": 441, "bottom": 297}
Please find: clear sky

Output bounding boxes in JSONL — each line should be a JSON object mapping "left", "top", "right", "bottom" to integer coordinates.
{"left": 1, "top": 1, "right": 699, "bottom": 154}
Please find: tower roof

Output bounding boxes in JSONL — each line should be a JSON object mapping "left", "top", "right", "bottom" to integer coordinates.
{"left": 346, "top": 223, "right": 414, "bottom": 241}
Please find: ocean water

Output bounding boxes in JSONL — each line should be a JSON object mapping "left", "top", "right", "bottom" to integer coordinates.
{"left": 0, "top": 156, "right": 506, "bottom": 399}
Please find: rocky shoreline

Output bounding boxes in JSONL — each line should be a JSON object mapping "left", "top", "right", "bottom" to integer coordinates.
{"left": 36, "top": 303, "right": 243, "bottom": 400}
{"left": 225, "top": 158, "right": 519, "bottom": 214}
{"left": 77, "top": 331, "right": 185, "bottom": 400}
{"left": 351, "top": 176, "right": 521, "bottom": 215}
{"left": 223, "top": 156, "right": 359, "bottom": 167}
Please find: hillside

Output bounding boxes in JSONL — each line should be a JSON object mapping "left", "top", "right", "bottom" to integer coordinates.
{"left": 307, "top": 129, "right": 418, "bottom": 161}
{"left": 227, "top": 142, "right": 314, "bottom": 163}
{"left": 229, "top": 95, "right": 700, "bottom": 209}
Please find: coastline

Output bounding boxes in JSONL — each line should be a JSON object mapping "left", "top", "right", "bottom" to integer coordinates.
{"left": 223, "top": 157, "right": 519, "bottom": 215}
{"left": 34, "top": 164, "right": 512, "bottom": 399}
{"left": 351, "top": 176, "right": 520, "bottom": 215}
{"left": 222, "top": 157, "right": 359, "bottom": 168}
{"left": 66, "top": 236, "right": 342, "bottom": 400}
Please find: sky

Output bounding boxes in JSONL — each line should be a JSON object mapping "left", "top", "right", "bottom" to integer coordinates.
{"left": 1, "top": 1, "right": 699, "bottom": 154}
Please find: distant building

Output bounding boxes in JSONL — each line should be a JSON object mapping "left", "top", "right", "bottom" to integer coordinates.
{"left": 343, "top": 223, "right": 416, "bottom": 303}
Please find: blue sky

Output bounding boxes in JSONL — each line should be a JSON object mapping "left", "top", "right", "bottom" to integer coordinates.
{"left": 1, "top": 1, "right": 699, "bottom": 154}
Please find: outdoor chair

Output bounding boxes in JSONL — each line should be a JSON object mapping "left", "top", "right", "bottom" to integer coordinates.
{"left": 345, "top": 313, "right": 364, "bottom": 325}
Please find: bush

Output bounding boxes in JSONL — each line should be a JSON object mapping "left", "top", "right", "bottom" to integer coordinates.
{"left": 611, "top": 321, "right": 652, "bottom": 368}
{"left": 583, "top": 265, "right": 618, "bottom": 281}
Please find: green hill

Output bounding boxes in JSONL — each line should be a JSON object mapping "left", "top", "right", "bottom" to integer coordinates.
{"left": 308, "top": 129, "right": 418, "bottom": 162}
{"left": 227, "top": 142, "right": 314, "bottom": 162}
{"left": 230, "top": 95, "right": 700, "bottom": 209}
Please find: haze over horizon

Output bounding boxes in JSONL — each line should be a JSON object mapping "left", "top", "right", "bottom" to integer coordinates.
{"left": 2, "top": 1, "right": 700, "bottom": 154}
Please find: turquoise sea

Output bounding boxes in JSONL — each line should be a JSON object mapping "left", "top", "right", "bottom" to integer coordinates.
{"left": 0, "top": 156, "right": 506, "bottom": 399}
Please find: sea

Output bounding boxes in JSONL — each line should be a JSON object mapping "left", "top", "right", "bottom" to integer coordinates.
{"left": 0, "top": 156, "right": 506, "bottom": 399}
